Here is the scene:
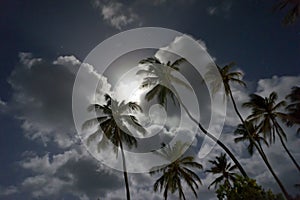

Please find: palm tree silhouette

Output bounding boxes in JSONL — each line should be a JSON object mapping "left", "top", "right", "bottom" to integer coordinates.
{"left": 206, "top": 153, "right": 238, "bottom": 189}
{"left": 206, "top": 62, "right": 290, "bottom": 199}
{"left": 205, "top": 62, "right": 245, "bottom": 120}
{"left": 273, "top": 0, "right": 300, "bottom": 25}
{"left": 137, "top": 57, "right": 190, "bottom": 107}
{"left": 285, "top": 86, "right": 300, "bottom": 134}
{"left": 243, "top": 91, "right": 300, "bottom": 172}
{"left": 150, "top": 142, "right": 202, "bottom": 200}
{"left": 82, "top": 94, "right": 145, "bottom": 200}
{"left": 137, "top": 56, "right": 248, "bottom": 178}
{"left": 234, "top": 121, "right": 269, "bottom": 156}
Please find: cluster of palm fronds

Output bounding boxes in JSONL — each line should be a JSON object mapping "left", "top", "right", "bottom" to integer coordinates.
{"left": 273, "top": 0, "right": 300, "bottom": 25}
{"left": 83, "top": 57, "right": 299, "bottom": 200}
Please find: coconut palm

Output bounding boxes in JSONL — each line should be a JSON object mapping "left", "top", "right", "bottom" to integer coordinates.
{"left": 206, "top": 62, "right": 290, "bottom": 199}
{"left": 137, "top": 57, "right": 190, "bottom": 106}
{"left": 137, "top": 56, "right": 248, "bottom": 178}
{"left": 273, "top": 0, "right": 300, "bottom": 25}
{"left": 205, "top": 62, "right": 246, "bottom": 121}
{"left": 206, "top": 153, "right": 238, "bottom": 189}
{"left": 219, "top": 62, "right": 246, "bottom": 97}
{"left": 150, "top": 142, "right": 203, "bottom": 200}
{"left": 285, "top": 86, "right": 300, "bottom": 133}
{"left": 234, "top": 121, "right": 269, "bottom": 156}
{"left": 243, "top": 91, "right": 300, "bottom": 172}
{"left": 82, "top": 94, "right": 145, "bottom": 200}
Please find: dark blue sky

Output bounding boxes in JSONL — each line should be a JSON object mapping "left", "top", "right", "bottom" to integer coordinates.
{"left": 0, "top": 0, "right": 299, "bottom": 199}
{"left": 1, "top": 0, "right": 299, "bottom": 88}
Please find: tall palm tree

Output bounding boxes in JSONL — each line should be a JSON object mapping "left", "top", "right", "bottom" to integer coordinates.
{"left": 243, "top": 92, "right": 300, "bottom": 172}
{"left": 285, "top": 86, "right": 300, "bottom": 134}
{"left": 205, "top": 62, "right": 246, "bottom": 122}
{"left": 82, "top": 94, "right": 145, "bottom": 200}
{"left": 234, "top": 121, "right": 269, "bottom": 156}
{"left": 273, "top": 0, "right": 300, "bottom": 25}
{"left": 137, "top": 56, "right": 248, "bottom": 178}
{"left": 137, "top": 57, "right": 190, "bottom": 107}
{"left": 206, "top": 62, "right": 290, "bottom": 199}
{"left": 150, "top": 142, "right": 203, "bottom": 200}
{"left": 206, "top": 153, "right": 238, "bottom": 189}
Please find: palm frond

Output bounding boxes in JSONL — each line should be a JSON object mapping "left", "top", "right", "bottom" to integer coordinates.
{"left": 86, "top": 129, "right": 102, "bottom": 146}
{"left": 145, "top": 84, "right": 162, "bottom": 102}
{"left": 139, "top": 57, "right": 161, "bottom": 65}
{"left": 136, "top": 69, "right": 156, "bottom": 76}
{"left": 82, "top": 116, "right": 108, "bottom": 130}
{"left": 171, "top": 58, "right": 187, "bottom": 68}
{"left": 208, "top": 175, "right": 224, "bottom": 189}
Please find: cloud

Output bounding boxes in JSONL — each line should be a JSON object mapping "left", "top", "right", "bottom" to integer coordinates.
{"left": 21, "top": 174, "right": 73, "bottom": 198}
{"left": 18, "top": 52, "right": 42, "bottom": 69}
{"left": 93, "top": 0, "right": 139, "bottom": 30}
{"left": 207, "top": 7, "right": 217, "bottom": 16}
{"left": 206, "top": 1, "right": 233, "bottom": 17}
{"left": 7, "top": 53, "right": 111, "bottom": 148}
{"left": 0, "top": 185, "right": 18, "bottom": 196}
{"left": 19, "top": 148, "right": 124, "bottom": 199}
{"left": 0, "top": 98, "right": 7, "bottom": 113}
{"left": 256, "top": 75, "right": 300, "bottom": 99}
{"left": 0, "top": 98, "right": 7, "bottom": 106}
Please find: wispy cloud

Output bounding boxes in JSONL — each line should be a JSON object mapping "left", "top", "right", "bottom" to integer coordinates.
{"left": 0, "top": 186, "right": 18, "bottom": 196}
{"left": 207, "top": 1, "right": 233, "bottom": 17}
{"left": 93, "top": 0, "right": 139, "bottom": 30}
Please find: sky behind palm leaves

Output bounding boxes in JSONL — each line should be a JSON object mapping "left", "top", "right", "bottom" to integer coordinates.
{"left": 0, "top": 0, "right": 299, "bottom": 199}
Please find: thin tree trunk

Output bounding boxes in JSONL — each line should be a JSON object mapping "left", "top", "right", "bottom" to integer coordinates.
{"left": 174, "top": 91, "right": 248, "bottom": 178}
{"left": 228, "top": 89, "right": 290, "bottom": 199}
{"left": 257, "top": 141, "right": 291, "bottom": 199}
{"left": 119, "top": 140, "right": 131, "bottom": 200}
{"left": 279, "top": 135, "right": 300, "bottom": 171}
{"left": 274, "top": 120, "right": 300, "bottom": 172}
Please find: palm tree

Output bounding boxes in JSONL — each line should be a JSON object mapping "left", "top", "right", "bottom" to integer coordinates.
{"left": 273, "top": 0, "right": 300, "bottom": 25}
{"left": 137, "top": 56, "right": 248, "bottom": 178}
{"left": 243, "top": 91, "right": 300, "bottom": 172}
{"left": 206, "top": 153, "right": 238, "bottom": 189}
{"left": 150, "top": 142, "right": 202, "bottom": 200}
{"left": 234, "top": 121, "right": 269, "bottom": 156}
{"left": 82, "top": 94, "right": 145, "bottom": 200}
{"left": 137, "top": 57, "right": 190, "bottom": 106}
{"left": 206, "top": 62, "right": 290, "bottom": 199}
{"left": 285, "top": 86, "right": 300, "bottom": 134}
{"left": 205, "top": 62, "right": 246, "bottom": 122}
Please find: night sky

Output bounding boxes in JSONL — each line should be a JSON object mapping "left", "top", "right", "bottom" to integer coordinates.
{"left": 0, "top": 0, "right": 299, "bottom": 199}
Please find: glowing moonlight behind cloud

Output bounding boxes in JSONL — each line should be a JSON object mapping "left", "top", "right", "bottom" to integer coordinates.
{"left": 72, "top": 27, "right": 226, "bottom": 173}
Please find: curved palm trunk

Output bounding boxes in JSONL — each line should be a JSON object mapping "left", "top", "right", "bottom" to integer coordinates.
{"left": 228, "top": 89, "right": 290, "bottom": 199}
{"left": 273, "top": 120, "right": 300, "bottom": 172}
{"left": 257, "top": 140, "right": 291, "bottom": 199}
{"left": 119, "top": 140, "right": 131, "bottom": 200}
{"left": 197, "top": 123, "right": 249, "bottom": 178}
{"left": 174, "top": 91, "right": 248, "bottom": 178}
{"left": 278, "top": 134, "right": 300, "bottom": 171}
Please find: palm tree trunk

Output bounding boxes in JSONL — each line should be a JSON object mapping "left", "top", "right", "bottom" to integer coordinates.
{"left": 257, "top": 141, "right": 291, "bottom": 199}
{"left": 174, "top": 91, "right": 248, "bottom": 178}
{"left": 228, "top": 89, "right": 290, "bottom": 199}
{"left": 119, "top": 140, "right": 131, "bottom": 200}
{"left": 273, "top": 120, "right": 300, "bottom": 172}
{"left": 279, "top": 134, "right": 300, "bottom": 171}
